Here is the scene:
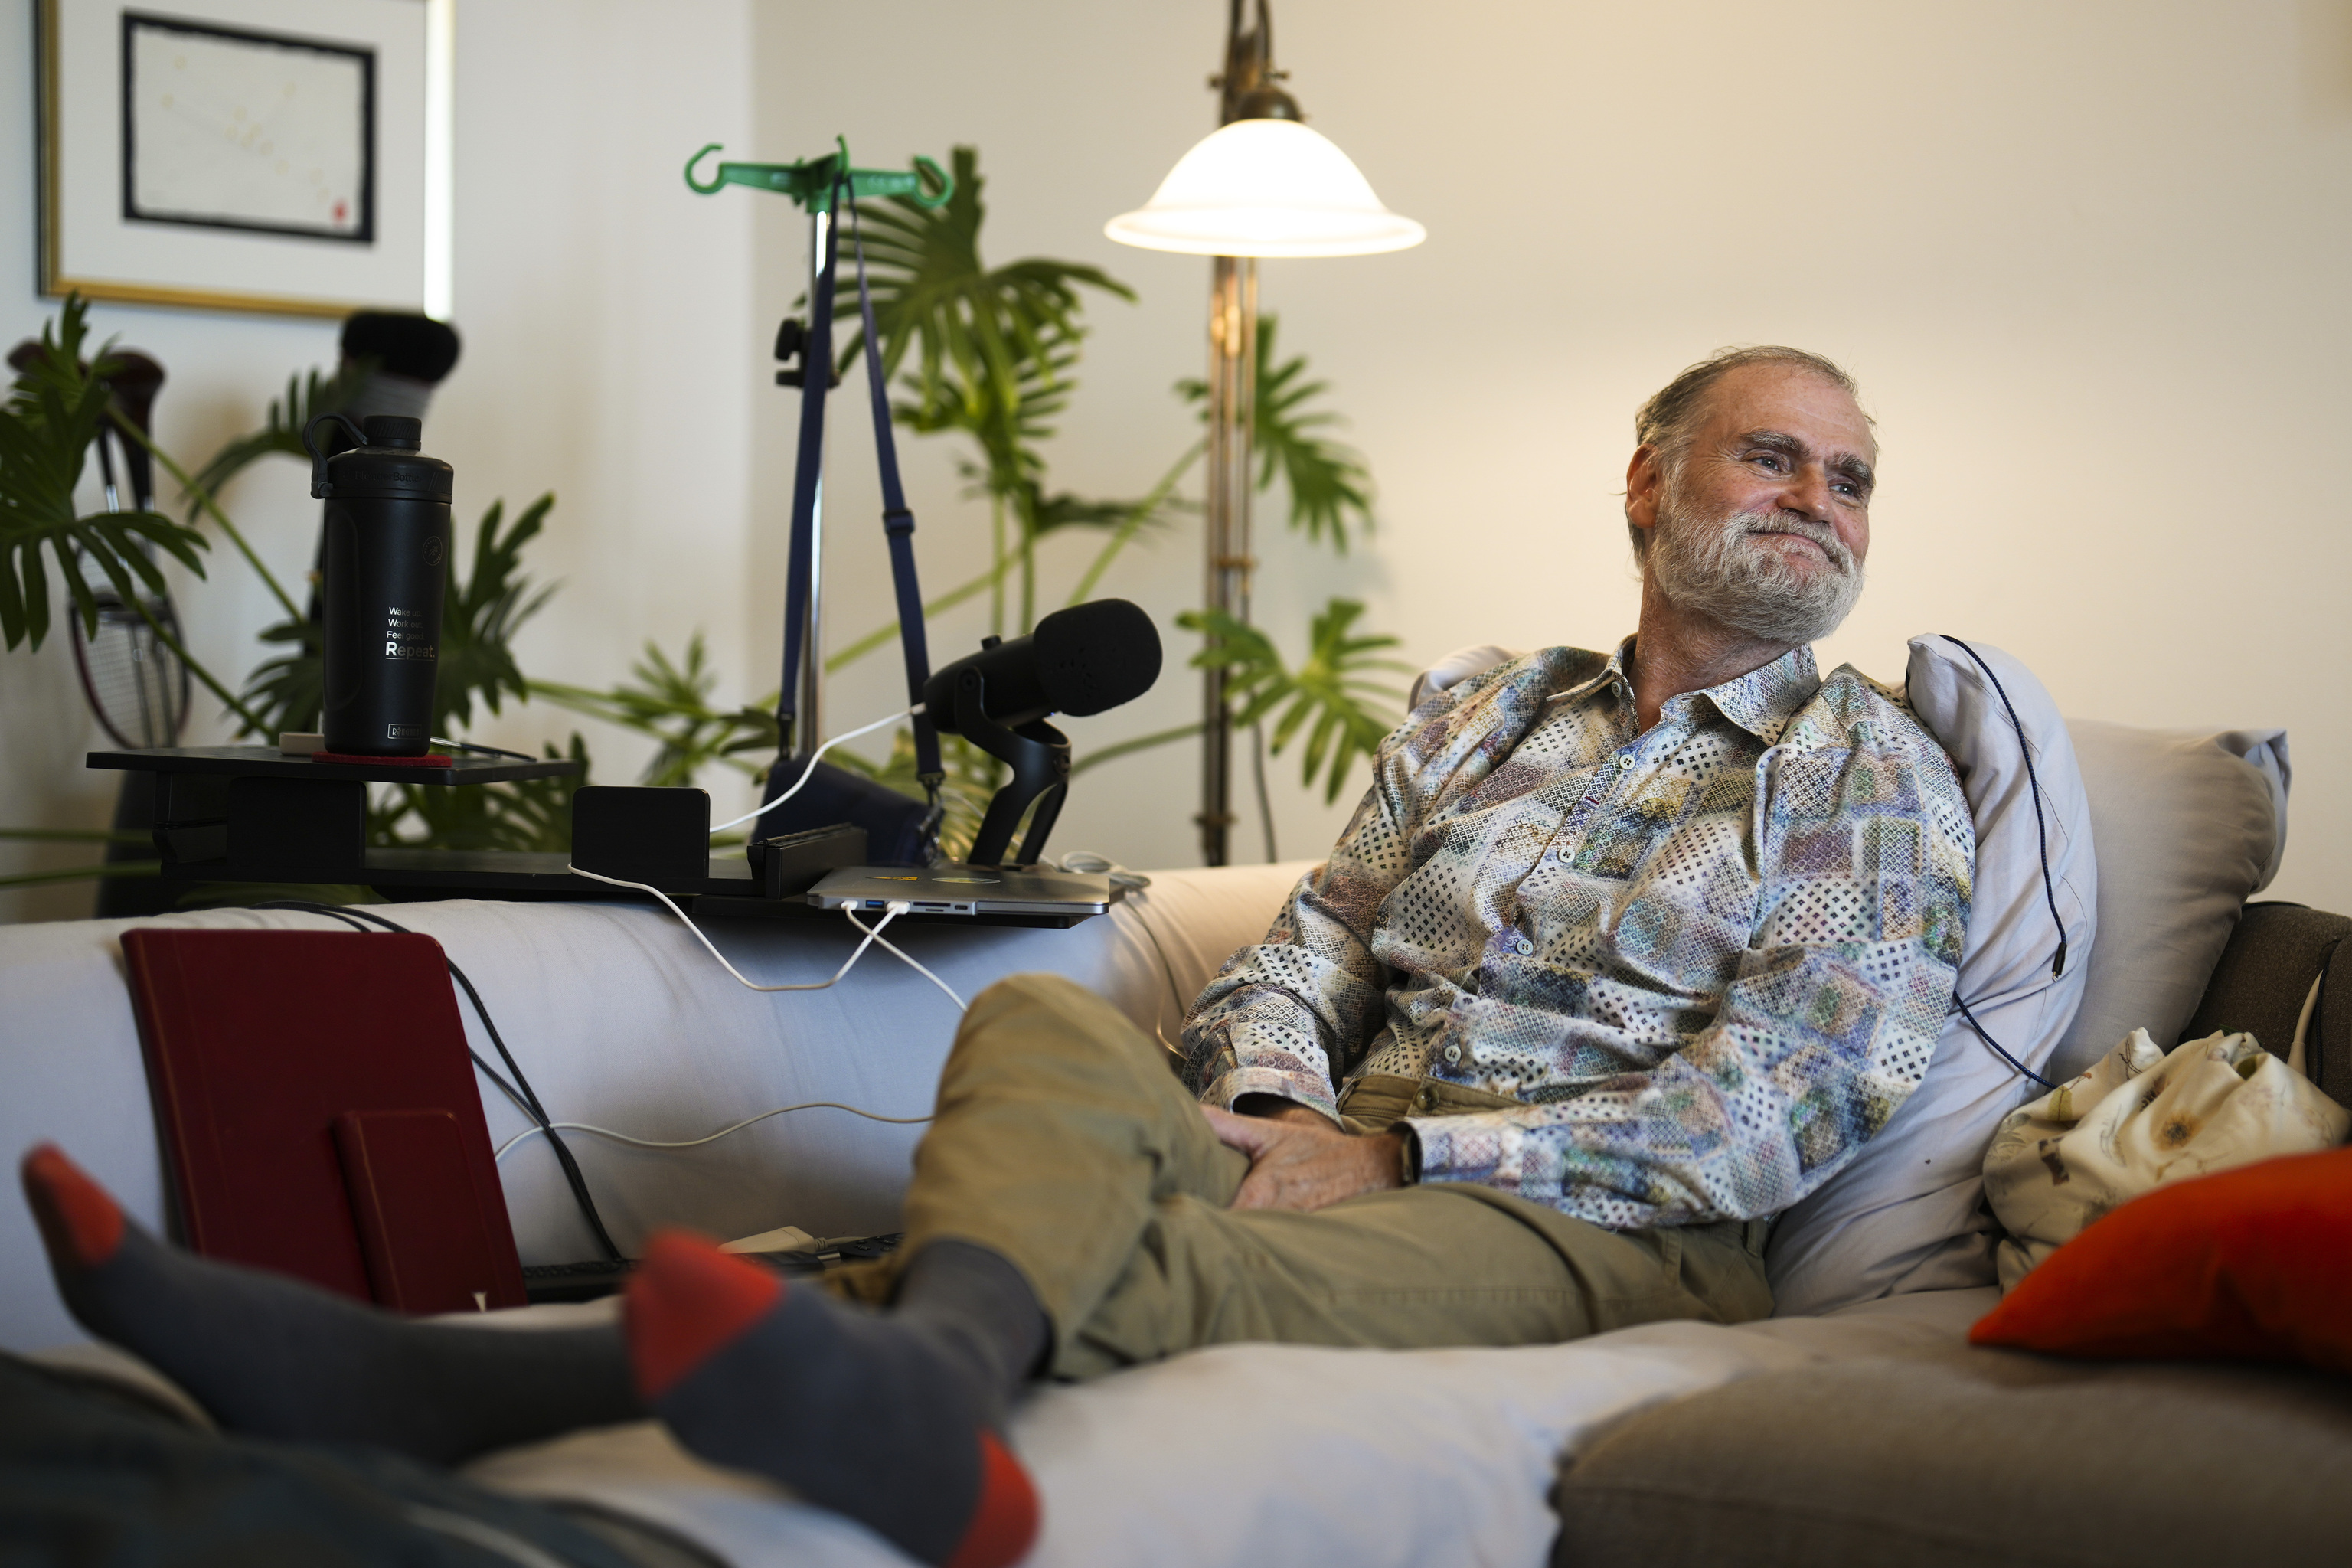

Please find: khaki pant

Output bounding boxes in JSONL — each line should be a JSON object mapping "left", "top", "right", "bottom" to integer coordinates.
{"left": 835, "top": 974, "right": 1772, "bottom": 1381}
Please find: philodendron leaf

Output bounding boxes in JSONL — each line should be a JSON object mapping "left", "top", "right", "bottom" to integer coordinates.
{"left": 0, "top": 295, "right": 211, "bottom": 651}
{"left": 185, "top": 357, "right": 374, "bottom": 515}
{"left": 1178, "top": 314, "right": 1376, "bottom": 552}
{"left": 531, "top": 633, "right": 779, "bottom": 789}
{"left": 237, "top": 493, "right": 560, "bottom": 740}
{"left": 1180, "top": 596, "right": 1414, "bottom": 803}
{"left": 433, "top": 494, "right": 558, "bottom": 733}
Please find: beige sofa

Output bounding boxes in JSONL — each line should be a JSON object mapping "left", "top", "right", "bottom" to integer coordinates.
{"left": 2, "top": 714, "right": 2346, "bottom": 1566}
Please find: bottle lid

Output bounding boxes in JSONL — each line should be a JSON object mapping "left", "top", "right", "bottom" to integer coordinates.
{"left": 305, "top": 411, "right": 451, "bottom": 502}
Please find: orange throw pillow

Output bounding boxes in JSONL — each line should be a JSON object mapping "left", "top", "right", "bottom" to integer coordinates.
{"left": 1971, "top": 1144, "right": 2352, "bottom": 1371}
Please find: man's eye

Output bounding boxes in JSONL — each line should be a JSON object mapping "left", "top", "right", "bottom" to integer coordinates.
{"left": 1750, "top": 452, "right": 1785, "bottom": 472}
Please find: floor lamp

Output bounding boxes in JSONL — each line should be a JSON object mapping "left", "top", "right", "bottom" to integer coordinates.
{"left": 1105, "top": 0, "right": 1423, "bottom": 867}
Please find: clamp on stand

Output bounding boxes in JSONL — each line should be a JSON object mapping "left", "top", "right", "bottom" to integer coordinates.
{"left": 953, "top": 667, "right": 1069, "bottom": 869}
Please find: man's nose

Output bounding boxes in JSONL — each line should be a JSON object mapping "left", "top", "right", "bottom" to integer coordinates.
{"left": 1779, "top": 466, "right": 1834, "bottom": 523}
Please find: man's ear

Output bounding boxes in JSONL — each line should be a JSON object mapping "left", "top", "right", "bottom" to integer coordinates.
{"left": 1625, "top": 445, "right": 1666, "bottom": 537}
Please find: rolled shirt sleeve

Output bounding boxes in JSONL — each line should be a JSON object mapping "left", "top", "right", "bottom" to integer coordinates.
{"left": 1183, "top": 752, "right": 1419, "bottom": 1120}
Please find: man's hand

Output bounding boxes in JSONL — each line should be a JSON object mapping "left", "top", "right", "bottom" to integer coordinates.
{"left": 1203, "top": 1100, "right": 1407, "bottom": 1213}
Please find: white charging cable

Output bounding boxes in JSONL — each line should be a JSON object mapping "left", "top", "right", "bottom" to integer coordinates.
{"left": 842, "top": 907, "right": 967, "bottom": 1010}
{"left": 561, "top": 867, "right": 970, "bottom": 1014}
{"left": 709, "top": 705, "right": 918, "bottom": 835}
{"left": 493, "top": 1098, "right": 933, "bottom": 1161}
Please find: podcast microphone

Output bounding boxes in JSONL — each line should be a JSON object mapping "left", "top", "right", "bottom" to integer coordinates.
{"left": 337, "top": 313, "right": 462, "bottom": 426}
{"left": 923, "top": 597, "right": 1163, "bottom": 732}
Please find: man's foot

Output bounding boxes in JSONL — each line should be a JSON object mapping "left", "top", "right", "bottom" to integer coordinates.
{"left": 626, "top": 1230, "right": 1040, "bottom": 1568}
{"left": 19, "top": 1143, "right": 639, "bottom": 1462}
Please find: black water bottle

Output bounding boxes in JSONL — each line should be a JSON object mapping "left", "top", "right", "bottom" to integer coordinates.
{"left": 305, "top": 413, "right": 452, "bottom": 756}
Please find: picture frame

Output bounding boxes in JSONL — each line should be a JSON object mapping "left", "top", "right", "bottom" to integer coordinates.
{"left": 38, "top": 0, "right": 452, "bottom": 319}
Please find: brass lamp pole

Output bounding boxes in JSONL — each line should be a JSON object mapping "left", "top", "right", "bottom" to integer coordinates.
{"left": 1106, "top": 0, "right": 1424, "bottom": 864}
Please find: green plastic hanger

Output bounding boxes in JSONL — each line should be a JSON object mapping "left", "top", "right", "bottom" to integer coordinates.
{"left": 682, "top": 135, "right": 950, "bottom": 212}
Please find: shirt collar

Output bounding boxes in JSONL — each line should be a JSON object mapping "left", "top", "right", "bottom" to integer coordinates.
{"left": 1551, "top": 639, "right": 1819, "bottom": 742}
{"left": 1695, "top": 643, "right": 1820, "bottom": 742}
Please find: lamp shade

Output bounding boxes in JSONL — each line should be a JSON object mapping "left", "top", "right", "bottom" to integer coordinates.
{"left": 1105, "top": 119, "right": 1426, "bottom": 259}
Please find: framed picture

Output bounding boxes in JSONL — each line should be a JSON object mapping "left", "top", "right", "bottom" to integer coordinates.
{"left": 38, "top": 0, "right": 452, "bottom": 318}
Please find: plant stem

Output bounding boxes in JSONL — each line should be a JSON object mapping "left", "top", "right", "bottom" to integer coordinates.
{"left": 0, "top": 860, "right": 161, "bottom": 890}
{"left": 1251, "top": 720, "right": 1279, "bottom": 863}
{"left": 1070, "top": 720, "right": 1203, "bottom": 777}
{"left": 823, "top": 555, "right": 1021, "bottom": 674}
{"left": 122, "top": 589, "right": 270, "bottom": 735}
{"left": 990, "top": 494, "right": 1007, "bottom": 639}
{"left": 112, "top": 413, "right": 306, "bottom": 626}
{"left": 0, "top": 826, "right": 151, "bottom": 843}
{"left": 1069, "top": 439, "right": 1206, "bottom": 607}
{"left": 1019, "top": 509, "right": 1036, "bottom": 635}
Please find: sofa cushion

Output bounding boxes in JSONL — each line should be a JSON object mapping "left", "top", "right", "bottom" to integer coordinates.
{"left": 1550, "top": 1344, "right": 2352, "bottom": 1568}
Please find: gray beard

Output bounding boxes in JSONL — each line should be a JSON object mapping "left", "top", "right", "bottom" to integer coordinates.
{"left": 1647, "top": 495, "right": 1865, "bottom": 646}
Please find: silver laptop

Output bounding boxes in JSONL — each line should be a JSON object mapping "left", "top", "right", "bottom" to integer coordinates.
{"left": 807, "top": 864, "right": 1119, "bottom": 919}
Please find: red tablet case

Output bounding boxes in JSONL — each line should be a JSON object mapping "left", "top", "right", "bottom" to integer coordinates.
{"left": 119, "top": 928, "right": 528, "bottom": 1314}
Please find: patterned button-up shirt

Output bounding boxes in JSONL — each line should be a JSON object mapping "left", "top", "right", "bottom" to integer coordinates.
{"left": 1181, "top": 640, "right": 1974, "bottom": 1230}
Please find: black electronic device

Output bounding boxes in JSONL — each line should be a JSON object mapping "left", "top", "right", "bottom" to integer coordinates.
{"left": 305, "top": 413, "right": 452, "bottom": 757}
{"left": 572, "top": 786, "right": 713, "bottom": 887}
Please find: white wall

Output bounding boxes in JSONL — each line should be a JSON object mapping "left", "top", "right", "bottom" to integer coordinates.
{"left": 10, "top": 0, "right": 2352, "bottom": 917}
{"left": 756, "top": 0, "right": 2352, "bottom": 907}
{"left": 0, "top": 0, "right": 756, "bottom": 920}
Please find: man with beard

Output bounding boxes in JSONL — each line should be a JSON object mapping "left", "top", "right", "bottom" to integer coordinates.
{"left": 23, "top": 346, "right": 1971, "bottom": 1568}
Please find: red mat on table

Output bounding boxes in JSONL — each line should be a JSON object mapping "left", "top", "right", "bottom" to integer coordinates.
{"left": 311, "top": 751, "right": 453, "bottom": 766}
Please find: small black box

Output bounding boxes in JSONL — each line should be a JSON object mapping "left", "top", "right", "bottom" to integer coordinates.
{"left": 570, "top": 786, "right": 709, "bottom": 887}
{"left": 748, "top": 821, "right": 868, "bottom": 900}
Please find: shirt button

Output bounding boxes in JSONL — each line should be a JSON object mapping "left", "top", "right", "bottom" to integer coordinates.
{"left": 1514, "top": 936, "right": 1534, "bottom": 956}
{"left": 1617, "top": 755, "right": 1635, "bottom": 770}
{"left": 1442, "top": 1043, "right": 1462, "bottom": 1064}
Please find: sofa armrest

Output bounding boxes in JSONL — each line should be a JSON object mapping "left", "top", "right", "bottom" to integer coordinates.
{"left": 2179, "top": 901, "right": 2352, "bottom": 1109}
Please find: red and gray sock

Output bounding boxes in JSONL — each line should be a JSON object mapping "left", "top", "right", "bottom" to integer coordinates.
{"left": 24, "top": 1143, "right": 1048, "bottom": 1565}
{"left": 626, "top": 1231, "right": 1044, "bottom": 1568}
{"left": 18, "top": 1142, "right": 640, "bottom": 1462}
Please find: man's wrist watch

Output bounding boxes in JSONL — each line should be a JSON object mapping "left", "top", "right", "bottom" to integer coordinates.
{"left": 1395, "top": 1125, "right": 1421, "bottom": 1185}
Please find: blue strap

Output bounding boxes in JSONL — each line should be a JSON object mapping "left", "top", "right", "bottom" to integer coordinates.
{"left": 848, "top": 198, "right": 942, "bottom": 786}
{"left": 776, "top": 178, "right": 843, "bottom": 750}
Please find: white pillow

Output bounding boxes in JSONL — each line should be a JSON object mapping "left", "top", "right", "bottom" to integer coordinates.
{"left": 1766, "top": 636, "right": 2096, "bottom": 1315}
{"left": 1407, "top": 643, "right": 1525, "bottom": 710}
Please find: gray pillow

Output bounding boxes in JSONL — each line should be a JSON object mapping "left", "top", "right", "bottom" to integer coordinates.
{"left": 2050, "top": 721, "right": 2288, "bottom": 1081}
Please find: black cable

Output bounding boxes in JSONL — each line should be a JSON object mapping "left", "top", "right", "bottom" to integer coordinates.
{"left": 1928, "top": 636, "right": 2073, "bottom": 1096}
{"left": 1952, "top": 992, "right": 2060, "bottom": 1091}
{"left": 250, "top": 901, "right": 624, "bottom": 1263}
{"left": 1937, "top": 635, "right": 2067, "bottom": 978}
